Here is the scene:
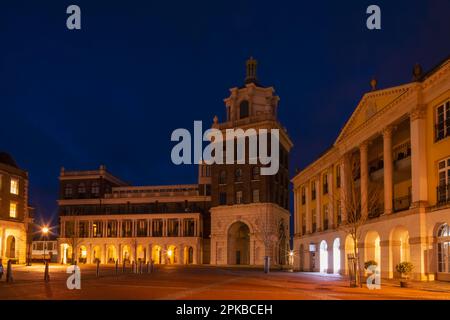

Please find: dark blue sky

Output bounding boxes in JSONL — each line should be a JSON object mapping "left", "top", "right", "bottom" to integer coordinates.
{"left": 1, "top": 0, "right": 449, "bottom": 227}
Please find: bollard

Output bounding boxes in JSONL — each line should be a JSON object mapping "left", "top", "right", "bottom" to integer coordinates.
{"left": 139, "top": 261, "right": 143, "bottom": 274}
{"left": 132, "top": 261, "right": 135, "bottom": 274}
{"left": 44, "top": 261, "right": 50, "bottom": 282}
{"left": 115, "top": 260, "right": 119, "bottom": 275}
{"left": 96, "top": 260, "right": 100, "bottom": 277}
{"left": 6, "top": 260, "right": 13, "bottom": 283}
{"left": 122, "top": 261, "right": 126, "bottom": 273}
{"left": 146, "top": 261, "right": 150, "bottom": 274}
{"left": 151, "top": 259, "right": 154, "bottom": 273}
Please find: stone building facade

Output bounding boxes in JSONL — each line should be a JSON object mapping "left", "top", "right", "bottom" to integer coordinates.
{"left": 57, "top": 58, "right": 293, "bottom": 266}
{"left": 0, "top": 152, "right": 33, "bottom": 264}
{"left": 292, "top": 56, "right": 450, "bottom": 281}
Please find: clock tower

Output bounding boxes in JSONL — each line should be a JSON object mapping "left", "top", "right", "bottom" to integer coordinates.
{"left": 209, "top": 58, "right": 293, "bottom": 266}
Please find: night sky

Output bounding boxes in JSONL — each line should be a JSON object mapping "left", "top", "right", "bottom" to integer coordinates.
{"left": 1, "top": 1, "right": 449, "bottom": 228}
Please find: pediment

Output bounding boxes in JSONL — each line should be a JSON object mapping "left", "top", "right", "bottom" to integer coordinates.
{"left": 335, "top": 83, "right": 413, "bottom": 144}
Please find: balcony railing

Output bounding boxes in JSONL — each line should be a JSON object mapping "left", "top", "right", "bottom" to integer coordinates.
{"left": 394, "top": 195, "right": 411, "bottom": 212}
{"left": 437, "top": 184, "right": 450, "bottom": 206}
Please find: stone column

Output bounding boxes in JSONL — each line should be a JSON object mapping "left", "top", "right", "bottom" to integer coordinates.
{"left": 148, "top": 219, "right": 152, "bottom": 237}
{"left": 178, "top": 219, "right": 182, "bottom": 237}
{"left": 360, "top": 142, "right": 369, "bottom": 218}
{"left": 118, "top": 244, "right": 122, "bottom": 264}
{"left": 305, "top": 184, "right": 311, "bottom": 233}
{"left": 327, "top": 169, "right": 334, "bottom": 228}
{"left": 409, "top": 236, "right": 428, "bottom": 281}
{"left": 327, "top": 245, "right": 334, "bottom": 274}
{"left": 410, "top": 105, "right": 428, "bottom": 207}
{"left": 383, "top": 126, "right": 394, "bottom": 214}
{"left": 148, "top": 243, "right": 152, "bottom": 263}
{"left": 293, "top": 188, "right": 298, "bottom": 234}
{"left": 315, "top": 178, "right": 321, "bottom": 232}
{"left": 340, "top": 155, "right": 349, "bottom": 223}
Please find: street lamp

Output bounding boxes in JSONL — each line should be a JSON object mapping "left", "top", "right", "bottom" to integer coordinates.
{"left": 42, "top": 226, "right": 49, "bottom": 264}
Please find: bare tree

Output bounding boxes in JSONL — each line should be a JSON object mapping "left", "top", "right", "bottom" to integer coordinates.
{"left": 254, "top": 208, "right": 289, "bottom": 269}
{"left": 328, "top": 153, "right": 382, "bottom": 287}
{"left": 63, "top": 216, "right": 81, "bottom": 265}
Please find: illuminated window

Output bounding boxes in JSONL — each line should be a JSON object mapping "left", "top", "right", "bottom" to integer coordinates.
{"left": 438, "top": 157, "right": 450, "bottom": 204}
{"left": 437, "top": 224, "right": 450, "bottom": 273}
{"left": 435, "top": 100, "right": 450, "bottom": 142}
{"left": 10, "top": 177, "right": 19, "bottom": 195}
{"left": 10, "top": 202, "right": 17, "bottom": 218}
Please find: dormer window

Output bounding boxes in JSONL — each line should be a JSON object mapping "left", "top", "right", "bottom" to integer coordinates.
{"left": 239, "top": 100, "right": 249, "bottom": 119}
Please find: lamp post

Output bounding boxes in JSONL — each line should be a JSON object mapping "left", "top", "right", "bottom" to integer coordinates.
{"left": 42, "top": 226, "right": 49, "bottom": 264}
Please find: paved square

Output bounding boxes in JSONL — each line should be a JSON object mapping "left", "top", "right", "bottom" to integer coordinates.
{"left": 0, "top": 264, "right": 449, "bottom": 300}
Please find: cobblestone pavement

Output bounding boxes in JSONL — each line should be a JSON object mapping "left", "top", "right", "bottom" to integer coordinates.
{"left": 0, "top": 264, "right": 449, "bottom": 300}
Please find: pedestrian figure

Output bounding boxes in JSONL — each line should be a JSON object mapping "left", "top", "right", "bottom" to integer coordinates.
{"left": 146, "top": 261, "right": 150, "bottom": 274}
{"left": 115, "top": 260, "right": 119, "bottom": 275}
{"left": 6, "top": 260, "right": 13, "bottom": 283}
{"left": 150, "top": 259, "right": 154, "bottom": 273}
{"left": 0, "top": 259, "right": 4, "bottom": 280}
{"left": 44, "top": 261, "right": 50, "bottom": 282}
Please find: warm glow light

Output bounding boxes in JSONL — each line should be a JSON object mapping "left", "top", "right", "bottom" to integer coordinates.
{"left": 167, "top": 249, "right": 173, "bottom": 257}
{"left": 42, "top": 226, "right": 49, "bottom": 234}
{"left": 289, "top": 250, "right": 294, "bottom": 257}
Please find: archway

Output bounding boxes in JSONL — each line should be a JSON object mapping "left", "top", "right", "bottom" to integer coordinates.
{"left": 152, "top": 245, "right": 162, "bottom": 264}
{"left": 107, "top": 245, "right": 117, "bottom": 263}
{"left": 333, "top": 238, "right": 341, "bottom": 274}
{"left": 92, "top": 245, "right": 102, "bottom": 263}
{"left": 61, "top": 244, "right": 73, "bottom": 264}
{"left": 364, "top": 231, "right": 381, "bottom": 266}
{"left": 6, "top": 236, "right": 15, "bottom": 259}
{"left": 136, "top": 245, "right": 146, "bottom": 262}
{"left": 167, "top": 245, "right": 177, "bottom": 264}
{"left": 184, "top": 246, "right": 194, "bottom": 264}
{"left": 227, "top": 221, "right": 250, "bottom": 265}
{"left": 319, "top": 240, "right": 328, "bottom": 273}
{"left": 344, "top": 235, "right": 355, "bottom": 275}
{"left": 78, "top": 245, "right": 88, "bottom": 263}
{"left": 390, "top": 226, "right": 410, "bottom": 277}
{"left": 122, "top": 245, "right": 131, "bottom": 263}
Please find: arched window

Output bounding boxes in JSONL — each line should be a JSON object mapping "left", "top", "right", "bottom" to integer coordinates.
{"left": 437, "top": 224, "right": 450, "bottom": 273}
{"left": 252, "top": 166, "right": 260, "bottom": 180}
{"left": 219, "top": 170, "right": 226, "bottom": 184}
{"left": 235, "top": 168, "right": 242, "bottom": 182}
{"left": 239, "top": 100, "right": 249, "bottom": 119}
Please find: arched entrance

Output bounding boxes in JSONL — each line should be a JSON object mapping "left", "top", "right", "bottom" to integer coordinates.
{"left": 78, "top": 245, "right": 87, "bottom": 263}
{"left": 344, "top": 235, "right": 355, "bottom": 275}
{"left": 365, "top": 231, "right": 381, "bottom": 266}
{"left": 184, "top": 246, "right": 194, "bottom": 264}
{"left": 107, "top": 245, "right": 117, "bottom": 263}
{"left": 61, "top": 244, "right": 73, "bottom": 264}
{"left": 152, "top": 245, "right": 162, "bottom": 264}
{"left": 6, "top": 236, "right": 16, "bottom": 259}
{"left": 136, "top": 245, "right": 146, "bottom": 262}
{"left": 333, "top": 238, "right": 340, "bottom": 274}
{"left": 227, "top": 222, "right": 250, "bottom": 265}
{"left": 122, "top": 245, "right": 131, "bottom": 263}
{"left": 92, "top": 245, "right": 101, "bottom": 263}
{"left": 390, "top": 226, "right": 410, "bottom": 278}
{"left": 319, "top": 240, "right": 328, "bottom": 273}
{"left": 167, "top": 245, "right": 177, "bottom": 264}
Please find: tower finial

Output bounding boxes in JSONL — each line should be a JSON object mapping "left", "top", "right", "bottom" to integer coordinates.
{"left": 245, "top": 56, "right": 258, "bottom": 84}
{"left": 412, "top": 63, "right": 423, "bottom": 81}
{"left": 370, "top": 77, "right": 377, "bottom": 91}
